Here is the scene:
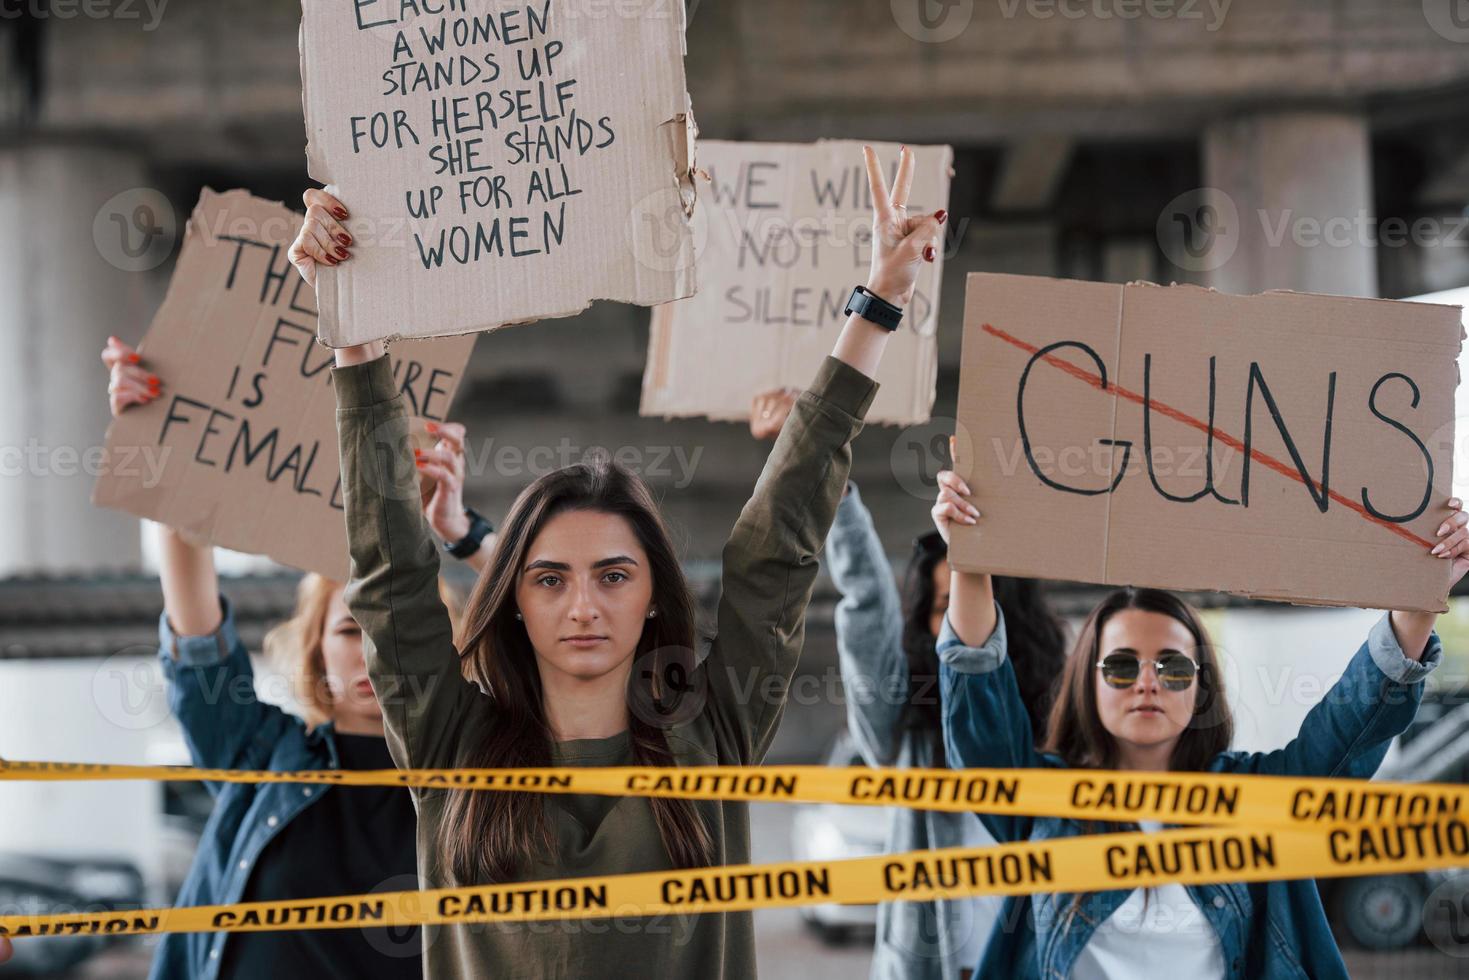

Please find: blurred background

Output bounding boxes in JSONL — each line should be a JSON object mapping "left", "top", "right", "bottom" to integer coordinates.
{"left": 4, "top": 0, "right": 1469, "bottom": 975}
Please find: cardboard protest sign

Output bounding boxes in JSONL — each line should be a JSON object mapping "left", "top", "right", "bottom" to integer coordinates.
{"left": 949, "top": 273, "right": 1464, "bottom": 612}
{"left": 299, "top": 0, "right": 697, "bottom": 347}
{"left": 640, "top": 140, "right": 953, "bottom": 426}
{"left": 93, "top": 189, "right": 476, "bottom": 581}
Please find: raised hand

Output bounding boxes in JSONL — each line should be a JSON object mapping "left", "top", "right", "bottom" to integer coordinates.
{"left": 1431, "top": 497, "right": 1469, "bottom": 587}
{"left": 288, "top": 188, "right": 353, "bottom": 288}
{"left": 748, "top": 388, "right": 799, "bottom": 442}
{"left": 862, "top": 145, "right": 947, "bottom": 308}
{"left": 415, "top": 421, "right": 471, "bottom": 544}
{"left": 932, "top": 438, "right": 980, "bottom": 545}
{"left": 101, "top": 336, "right": 161, "bottom": 416}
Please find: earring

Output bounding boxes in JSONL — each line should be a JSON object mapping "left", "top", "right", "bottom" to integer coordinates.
{"left": 514, "top": 612, "right": 523, "bottom": 621}
{"left": 647, "top": 609, "right": 657, "bottom": 619}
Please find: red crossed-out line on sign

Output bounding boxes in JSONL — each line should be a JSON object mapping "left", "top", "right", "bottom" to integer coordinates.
{"left": 980, "top": 322, "right": 1434, "bottom": 550}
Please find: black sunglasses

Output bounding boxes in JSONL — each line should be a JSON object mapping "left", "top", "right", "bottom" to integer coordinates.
{"left": 1097, "top": 652, "right": 1198, "bottom": 691}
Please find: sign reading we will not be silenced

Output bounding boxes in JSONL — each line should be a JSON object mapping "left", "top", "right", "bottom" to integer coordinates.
{"left": 641, "top": 141, "right": 954, "bottom": 426}
{"left": 948, "top": 273, "right": 1464, "bottom": 613}
{"left": 93, "top": 190, "right": 475, "bottom": 581}
{"left": 301, "top": 0, "right": 698, "bottom": 347}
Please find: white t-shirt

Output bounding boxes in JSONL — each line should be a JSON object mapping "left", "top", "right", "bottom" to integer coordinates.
{"left": 1069, "top": 822, "right": 1227, "bottom": 980}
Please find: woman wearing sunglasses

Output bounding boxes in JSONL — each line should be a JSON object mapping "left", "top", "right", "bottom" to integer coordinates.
{"left": 930, "top": 462, "right": 1466, "bottom": 979}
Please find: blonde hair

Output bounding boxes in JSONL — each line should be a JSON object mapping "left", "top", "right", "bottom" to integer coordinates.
{"left": 264, "top": 572, "right": 465, "bottom": 728}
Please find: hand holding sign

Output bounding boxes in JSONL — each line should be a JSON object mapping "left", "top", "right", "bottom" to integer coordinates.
{"left": 1431, "top": 499, "right": 1469, "bottom": 583}
{"left": 289, "top": 189, "right": 355, "bottom": 288}
{"left": 416, "top": 420, "right": 471, "bottom": 544}
{"left": 931, "top": 436, "right": 981, "bottom": 547}
{"left": 102, "top": 336, "right": 161, "bottom": 415}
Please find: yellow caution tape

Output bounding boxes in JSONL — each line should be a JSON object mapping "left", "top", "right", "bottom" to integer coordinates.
{"left": 3, "top": 823, "right": 1468, "bottom": 939}
{"left": 1, "top": 759, "right": 1464, "bottom": 830}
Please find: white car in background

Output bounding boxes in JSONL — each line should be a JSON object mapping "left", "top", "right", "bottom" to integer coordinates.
{"left": 790, "top": 732, "right": 887, "bottom": 944}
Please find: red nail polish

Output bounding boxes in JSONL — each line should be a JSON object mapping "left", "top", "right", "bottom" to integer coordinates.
{"left": 335, "top": 246, "right": 349, "bottom": 260}
{"left": 333, "top": 208, "right": 349, "bottom": 220}
{"left": 127, "top": 354, "right": 141, "bottom": 365}
{"left": 338, "top": 233, "right": 352, "bottom": 246}
{"left": 923, "top": 245, "right": 936, "bottom": 262}
{"left": 935, "top": 210, "right": 948, "bottom": 224}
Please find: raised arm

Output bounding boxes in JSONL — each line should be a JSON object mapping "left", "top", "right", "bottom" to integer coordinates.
{"left": 293, "top": 189, "right": 478, "bottom": 772}
{"left": 827, "top": 482, "right": 908, "bottom": 767}
{"left": 103, "top": 337, "right": 290, "bottom": 777}
{"left": 1229, "top": 497, "right": 1466, "bottom": 779}
{"left": 929, "top": 461, "right": 1044, "bottom": 842}
{"left": 703, "top": 147, "right": 945, "bottom": 763}
{"left": 1229, "top": 613, "right": 1441, "bottom": 779}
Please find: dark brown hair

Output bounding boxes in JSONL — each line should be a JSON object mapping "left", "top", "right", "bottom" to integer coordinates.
{"left": 440, "top": 457, "right": 714, "bottom": 884}
{"left": 1042, "top": 587, "right": 1233, "bottom": 770}
{"left": 901, "top": 533, "right": 1067, "bottom": 764}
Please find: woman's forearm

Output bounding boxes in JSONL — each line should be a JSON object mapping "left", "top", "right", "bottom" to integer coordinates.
{"left": 948, "top": 569, "right": 996, "bottom": 648}
{"left": 830, "top": 307, "right": 895, "bottom": 380}
{"left": 157, "top": 525, "right": 222, "bottom": 636}
{"left": 333, "top": 340, "right": 385, "bottom": 367}
{"left": 1389, "top": 610, "right": 1435, "bottom": 662}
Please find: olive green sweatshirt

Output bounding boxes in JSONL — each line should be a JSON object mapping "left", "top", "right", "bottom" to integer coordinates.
{"left": 333, "top": 352, "right": 878, "bottom": 979}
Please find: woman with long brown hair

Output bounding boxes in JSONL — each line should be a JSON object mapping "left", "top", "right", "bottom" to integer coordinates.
{"left": 930, "top": 461, "right": 1467, "bottom": 979}
{"left": 289, "top": 146, "right": 946, "bottom": 977}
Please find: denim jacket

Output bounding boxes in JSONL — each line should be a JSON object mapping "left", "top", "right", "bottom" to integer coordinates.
{"left": 148, "top": 595, "right": 346, "bottom": 980}
{"left": 939, "top": 603, "right": 1441, "bottom": 980}
{"left": 829, "top": 483, "right": 1001, "bottom": 980}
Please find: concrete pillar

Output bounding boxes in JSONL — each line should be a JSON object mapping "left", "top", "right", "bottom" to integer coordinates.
{"left": 0, "top": 144, "right": 165, "bottom": 574}
{"left": 1201, "top": 113, "right": 1378, "bottom": 298}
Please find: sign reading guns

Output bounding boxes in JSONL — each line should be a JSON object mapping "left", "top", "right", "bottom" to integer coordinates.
{"left": 948, "top": 273, "right": 1464, "bottom": 612}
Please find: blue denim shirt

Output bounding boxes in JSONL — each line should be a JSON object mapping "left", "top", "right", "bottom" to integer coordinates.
{"left": 148, "top": 596, "right": 345, "bottom": 980}
{"left": 939, "top": 603, "right": 1441, "bottom": 980}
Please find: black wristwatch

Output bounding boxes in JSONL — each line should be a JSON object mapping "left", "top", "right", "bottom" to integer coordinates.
{"left": 845, "top": 285, "right": 904, "bottom": 332}
{"left": 445, "top": 507, "right": 494, "bottom": 559}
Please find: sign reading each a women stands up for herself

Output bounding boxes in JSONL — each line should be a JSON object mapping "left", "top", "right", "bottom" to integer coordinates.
{"left": 300, "top": 0, "right": 698, "bottom": 347}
